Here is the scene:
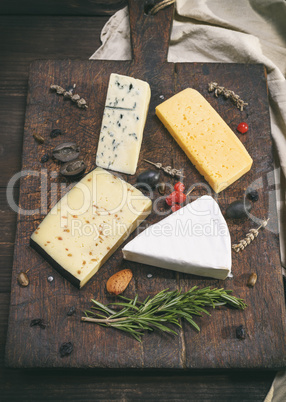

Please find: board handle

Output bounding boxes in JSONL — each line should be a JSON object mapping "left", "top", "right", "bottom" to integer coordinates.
{"left": 128, "top": 0, "right": 174, "bottom": 66}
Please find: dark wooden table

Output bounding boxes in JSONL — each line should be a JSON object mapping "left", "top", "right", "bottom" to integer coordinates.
{"left": 0, "top": 1, "right": 278, "bottom": 400}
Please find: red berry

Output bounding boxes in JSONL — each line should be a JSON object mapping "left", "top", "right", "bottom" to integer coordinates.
{"left": 165, "top": 192, "right": 176, "bottom": 206}
{"left": 174, "top": 191, "right": 186, "bottom": 204}
{"left": 174, "top": 182, "right": 185, "bottom": 192}
{"left": 165, "top": 196, "right": 174, "bottom": 206}
{"left": 171, "top": 204, "right": 181, "bottom": 212}
{"left": 237, "top": 122, "right": 249, "bottom": 134}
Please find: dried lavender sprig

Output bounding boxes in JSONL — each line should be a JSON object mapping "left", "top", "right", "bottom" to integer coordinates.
{"left": 143, "top": 159, "right": 185, "bottom": 178}
{"left": 50, "top": 84, "right": 88, "bottom": 109}
{"left": 232, "top": 218, "right": 269, "bottom": 252}
{"left": 208, "top": 82, "right": 248, "bottom": 111}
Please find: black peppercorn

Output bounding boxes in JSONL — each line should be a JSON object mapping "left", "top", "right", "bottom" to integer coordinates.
{"left": 30, "top": 318, "right": 46, "bottom": 329}
{"left": 41, "top": 154, "right": 49, "bottom": 163}
{"left": 59, "top": 342, "right": 73, "bottom": 357}
{"left": 67, "top": 306, "right": 76, "bottom": 316}
{"left": 50, "top": 129, "right": 62, "bottom": 138}
{"left": 236, "top": 325, "right": 246, "bottom": 340}
{"left": 247, "top": 189, "right": 259, "bottom": 202}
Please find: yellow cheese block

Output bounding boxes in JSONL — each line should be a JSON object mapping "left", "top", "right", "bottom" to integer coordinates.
{"left": 30, "top": 167, "right": 152, "bottom": 288}
{"left": 156, "top": 88, "right": 253, "bottom": 193}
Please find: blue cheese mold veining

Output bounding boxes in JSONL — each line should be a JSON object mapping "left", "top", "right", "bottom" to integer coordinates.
{"left": 96, "top": 73, "right": 151, "bottom": 175}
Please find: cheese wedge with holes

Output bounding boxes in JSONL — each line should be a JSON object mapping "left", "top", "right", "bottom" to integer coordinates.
{"left": 156, "top": 88, "right": 253, "bottom": 193}
{"left": 123, "top": 195, "right": 231, "bottom": 280}
{"left": 96, "top": 73, "right": 151, "bottom": 175}
{"left": 30, "top": 167, "right": 152, "bottom": 288}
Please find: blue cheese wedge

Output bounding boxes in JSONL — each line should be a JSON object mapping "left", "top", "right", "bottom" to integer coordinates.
{"left": 96, "top": 73, "right": 151, "bottom": 175}
{"left": 122, "top": 196, "right": 231, "bottom": 280}
{"left": 30, "top": 167, "right": 152, "bottom": 288}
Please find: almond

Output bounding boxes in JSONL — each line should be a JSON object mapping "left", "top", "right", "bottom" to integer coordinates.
{"left": 106, "top": 269, "right": 133, "bottom": 295}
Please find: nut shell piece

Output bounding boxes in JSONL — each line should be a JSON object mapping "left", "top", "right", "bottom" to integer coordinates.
{"left": 106, "top": 269, "right": 133, "bottom": 295}
{"left": 17, "top": 272, "right": 29, "bottom": 287}
{"left": 52, "top": 142, "right": 80, "bottom": 162}
{"left": 60, "top": 159, "right": 86, "bottom": 177}
{"left": 247, "top": 273, "right": 257, "bottom": 287}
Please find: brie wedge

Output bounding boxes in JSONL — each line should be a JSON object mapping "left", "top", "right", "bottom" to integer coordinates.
{"left": 122, "top": 195, "right": 231, "bottom": 280}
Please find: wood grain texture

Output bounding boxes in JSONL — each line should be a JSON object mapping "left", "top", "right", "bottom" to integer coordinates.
{"left": 176, "top": 63, "right": 285, "bottom": 369}
{"left": 0, "top": 16, "right": 109, "bottom": 93}
{"left": 0, "top": 15, "right": 110, "bottom": 187}
{"left": 0, "top": 0, "right": 127, "bottom": 16}
{"left": 0, "top": 289, "right": 277, "bottom": 401}
{"left": 5, "top": 0, "right": 286, "bottom": 371}
{"left": 0, "top": 8, "right": 280, "bottom": 402}
{"left": 0, "top": 366, "right": 276, "bottom": 402}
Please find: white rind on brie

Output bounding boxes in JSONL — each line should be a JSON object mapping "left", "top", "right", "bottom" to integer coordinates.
{"left": 122, "top": 195, "right": 231, "bottom": 280}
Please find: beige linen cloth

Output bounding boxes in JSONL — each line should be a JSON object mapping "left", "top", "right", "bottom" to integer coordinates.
{"left": 90, "top": 2, "right": 286, "bottom": 400}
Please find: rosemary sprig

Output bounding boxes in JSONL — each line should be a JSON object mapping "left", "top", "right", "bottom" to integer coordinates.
{"left": 81, "top": 287, "right": 247, "bottom": 342}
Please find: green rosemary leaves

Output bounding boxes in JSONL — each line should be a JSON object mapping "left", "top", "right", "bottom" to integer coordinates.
{"left": 82, "top": 287, "right": 247, "bottom": 342}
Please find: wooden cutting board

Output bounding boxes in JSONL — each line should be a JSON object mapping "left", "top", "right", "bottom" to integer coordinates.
{"left": 5, "top": 0, "right": 286, "bottom": 369}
